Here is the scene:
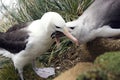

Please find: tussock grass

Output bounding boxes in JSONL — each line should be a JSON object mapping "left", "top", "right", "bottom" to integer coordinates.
{"left": 0, "top": 62, "right": 18, "bottom": 80}
{"left": 0, "top": 0, "right": 93, "bottom": 80}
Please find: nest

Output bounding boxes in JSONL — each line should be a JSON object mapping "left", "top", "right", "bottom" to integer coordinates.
{"left": 51, "top": 38, "right": 120, "bottom": 72}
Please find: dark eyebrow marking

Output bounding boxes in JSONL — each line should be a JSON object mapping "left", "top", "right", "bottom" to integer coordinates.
{"left": 56, "top": 26, "right": 61, "bottom": 28}
{"left": 70, "top": 27, "right": 75, "bottom": 29}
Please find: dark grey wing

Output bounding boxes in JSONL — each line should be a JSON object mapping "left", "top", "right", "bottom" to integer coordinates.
{"left": 104, "top": 1, "right": 120, "bottom": 29}
{"left": 6, "top": 22, "right": 31, "bottom": 32}
{"left": 0, "top": 30, "right": 29, "bottom": 53}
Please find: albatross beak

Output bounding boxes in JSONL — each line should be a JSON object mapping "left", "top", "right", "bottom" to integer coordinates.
{"left": 63, "top": 27, "right": 79, "bottom": 46}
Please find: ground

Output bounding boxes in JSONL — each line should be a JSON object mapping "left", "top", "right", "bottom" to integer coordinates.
{"left": 0, "top": 37, "right": 120, "bottom": 80}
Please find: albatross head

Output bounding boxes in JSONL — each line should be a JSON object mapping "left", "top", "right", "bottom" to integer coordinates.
{"left": 41, "top": 12, "right": 79, "bottom": 45}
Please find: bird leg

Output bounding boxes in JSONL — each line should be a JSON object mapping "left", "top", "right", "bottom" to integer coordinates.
{"left": 32, "top": 60, "right": 37, "bottom": 71}
{"left": 18, "top": 69, "right": 24, "bottom": 80}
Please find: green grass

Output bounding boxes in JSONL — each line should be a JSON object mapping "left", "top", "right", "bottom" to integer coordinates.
{"left": 76, "top": 51, "right": 120, "bottom": 80}
{"left": 0, "top": 60, "right": 54, "bottom": 80}
{"left": 0, "top": 63, "right": 18, "bottom": 80}
{"left": 95, "top": 52, "right": 120, "bottom": 77}
{"left": 0, "top": 0, "right": 94, "bottom": 80}
{"left": 0, "top": 0, "right": 93, "bottom": 31}
{"left": 76, "top": 69, "right": 107, "bottom": 80}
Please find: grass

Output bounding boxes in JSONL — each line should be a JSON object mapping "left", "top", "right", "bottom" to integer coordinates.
{"left": 76, "top": 69, "right": 107, "bottom": 80}
{"left": 76, "top": 51, "right": 120, "bottom": 80}
{"left": 0, "top": 0, "right": 93, "bottom": 31}
{"left": 0, "top": 59, "right": 54, "bottom": 80}
{"left": 0, "top": 63, "right": 18, "bottom": 80}
{"left": 95, "top": 52, "right": 120, "bottom": 77}
{"left": 0, "top": 0, "right": 94, "bottom": 80}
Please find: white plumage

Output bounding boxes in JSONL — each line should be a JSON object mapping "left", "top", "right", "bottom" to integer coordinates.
{"left": 66, "top": 0, "right": 120, "bottom": 44}
{"left": 0, "top": 12, "right": 78, "bottom": 80}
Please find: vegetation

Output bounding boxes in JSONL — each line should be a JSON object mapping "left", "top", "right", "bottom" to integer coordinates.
{"left": 76, "top": 51, "right": 120, "bottom": 80}
{"left": 0, "top": 0, "right": 94, "bottom": 31}
{"left": 0, "top": 0, "right": 94, "bottom": 62}
{"left": 76, "top": 69, "right": 107, "bottom": 80}
{"left": 2, "top": 0, "right": 120, "bottom": 80}
{"left": 0, "top": 0, "right": 94, "bottom": 80}
{"left": 1, "top": 0, "right": 120, "bottom": 80}
{"left": 95, "top": 52, "right": 120, "bottom": 80}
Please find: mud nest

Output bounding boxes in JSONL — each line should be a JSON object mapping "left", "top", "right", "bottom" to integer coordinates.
{"left": 51, "top": 38, "right": 120, "bottom": 72}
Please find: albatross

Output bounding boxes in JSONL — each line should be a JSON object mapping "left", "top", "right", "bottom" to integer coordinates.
{"left": 0, "top": 12, "right": 78, "bottom": 80}
{"left": 66, "top": 0, "right": 120, "bottom": 44}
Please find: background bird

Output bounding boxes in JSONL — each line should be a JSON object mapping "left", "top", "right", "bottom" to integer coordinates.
{"left": 0, "top": 12, "right": 78, "bottom": 80}
{"left": 66, "top": 0, "right": 120, "bottom": 44}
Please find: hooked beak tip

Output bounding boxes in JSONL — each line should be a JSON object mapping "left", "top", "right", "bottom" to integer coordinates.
{"left": 63, "top": 27, "right": 79, "bottom": 46}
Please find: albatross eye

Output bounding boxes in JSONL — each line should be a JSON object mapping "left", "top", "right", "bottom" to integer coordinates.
{"left": 56, "top": 26, "right": 61, "bottom": 28}
{"left": 70, "top": 27, "right": 75, "bottom": 29}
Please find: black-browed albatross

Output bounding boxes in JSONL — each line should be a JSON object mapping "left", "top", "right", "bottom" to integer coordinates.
{"left": 0, "top": 12, "right": 78, "bottom": 80}
{"left": 66, "top": 0, "right": 120, "bottom": 44}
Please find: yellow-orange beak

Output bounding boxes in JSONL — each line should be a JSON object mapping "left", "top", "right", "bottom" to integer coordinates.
{"left": 63, "top": 27, "right": 79, "bottom": 46}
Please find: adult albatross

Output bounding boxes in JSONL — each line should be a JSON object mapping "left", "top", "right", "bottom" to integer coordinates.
{"left": 0, "top": 12, "right": 78, "bottom": 80}
{"left": 66, "top": 0, "right": 120, "bottom": 44}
